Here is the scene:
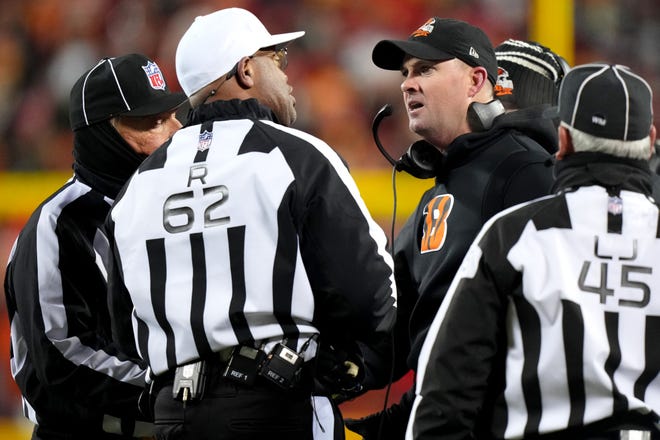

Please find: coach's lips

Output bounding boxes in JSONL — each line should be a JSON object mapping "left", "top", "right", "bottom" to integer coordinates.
{"left": 407, "top": 99, "right": 424, "bottom": 115}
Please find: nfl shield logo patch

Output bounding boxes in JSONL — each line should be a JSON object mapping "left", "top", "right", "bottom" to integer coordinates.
{"left": 608, "top": 196, "right": 623, "bottom": 215}
{"left": 141, "top": 61, "right": 166, "bottom": 90}
{"left": 198, "top": 130, "right": 213, "bottom": 151}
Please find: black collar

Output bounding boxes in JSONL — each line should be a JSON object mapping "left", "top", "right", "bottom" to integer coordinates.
{"left": 552, "top": 152, "right": 653, "bottom": 196}
{"left": 186, "top": 98, "right": 277, "bottom": 126}
{"left": 73, "top": 120, "right": 146, "bottom": 199}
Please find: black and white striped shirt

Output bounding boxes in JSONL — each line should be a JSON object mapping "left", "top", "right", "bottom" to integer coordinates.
{"left": 4, "top": 176, "right": 148, "bottom": 431}
{"left": 409, "top": 157, "right": 660, "bottom": 439}
{"left": 107, "top": 100, "right": 397, "bottom": 376}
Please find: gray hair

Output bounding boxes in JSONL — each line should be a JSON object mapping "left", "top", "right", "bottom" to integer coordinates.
{"left": 562, "top": 122, "right": 652, "bottom": 160}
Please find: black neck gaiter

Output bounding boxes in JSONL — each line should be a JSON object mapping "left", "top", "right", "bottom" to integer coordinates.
{"left": 72, "top": 120, "right": 146, "bottom": 199}
{"left": 552, "top": 151, "right": 653, "bottom": 197}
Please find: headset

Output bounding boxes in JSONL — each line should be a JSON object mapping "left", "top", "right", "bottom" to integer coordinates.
{"left": 372, "top": 100, "right": 506, "bottom": 179}
{"left": 371, "top": 104, "right": 439, "bottom": 179}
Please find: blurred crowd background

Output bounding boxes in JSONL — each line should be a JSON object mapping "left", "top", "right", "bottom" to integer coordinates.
{"left": 0, "top": 0, "right": 658, "bottom": 432}
{"left": 0, "top": 0, "right": 658, "bottom": 173}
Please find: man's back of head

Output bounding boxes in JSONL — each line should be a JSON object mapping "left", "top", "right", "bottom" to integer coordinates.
{"left": 556, "top": 63, "right": 656, "bottom": 161}
{"left": 174, "top": 8, "right": 305, "bottom": 126}
{"left": 494, "top": 39, "right": 568, "bottom": 111}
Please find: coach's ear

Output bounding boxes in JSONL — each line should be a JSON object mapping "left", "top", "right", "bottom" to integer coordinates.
{"left": 556, "top": 125, "right": 574, "bottom": 161}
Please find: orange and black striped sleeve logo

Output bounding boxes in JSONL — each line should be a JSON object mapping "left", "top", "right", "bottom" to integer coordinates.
{"left": 420, "top": 194, "right": 454, "bottom": 254}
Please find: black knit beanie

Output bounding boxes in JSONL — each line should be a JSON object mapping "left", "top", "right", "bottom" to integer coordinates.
{"left": 494, "top": 39, "right": 568, "bottom": 110}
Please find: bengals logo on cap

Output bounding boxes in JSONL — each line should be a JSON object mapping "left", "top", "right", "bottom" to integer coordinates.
{"left": 410, "top": 18, "right": 436, "bottom": 38}
{"left": 494, "top": 67, "right": 513, "bottom": 96}
{"left": 420, "top": 194, "right": 453, "bottom": 253}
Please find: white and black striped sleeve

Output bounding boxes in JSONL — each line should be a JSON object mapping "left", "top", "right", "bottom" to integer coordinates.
{"left": 271, "top": 123, "right": 397, "bottom": 342}
{"left": 5, "top": 181, "right": 147, "bottom": 419}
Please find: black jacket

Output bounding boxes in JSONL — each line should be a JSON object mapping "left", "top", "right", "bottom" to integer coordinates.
{"left": 495, "top": 104, "right": 559, "bottom": 154}
{"left": 393, "top": 116, "right": 555, "bottom": 375}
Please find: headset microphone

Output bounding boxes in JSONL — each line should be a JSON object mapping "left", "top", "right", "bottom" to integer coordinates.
{"left": 372, "top": 104, "right": 398, "bottom": 167}
{"left": 371, "top": 104, "right": 439, "bottom": 180}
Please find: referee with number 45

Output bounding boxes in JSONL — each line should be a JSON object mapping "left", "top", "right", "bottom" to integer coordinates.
{"left": 105, "top": 7, "right": 397, "bottom": 440}
{"left": 408, "top": 63, "right": 659, "bottom": 440}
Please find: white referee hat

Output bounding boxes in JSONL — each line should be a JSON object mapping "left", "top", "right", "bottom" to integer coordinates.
{"left": 175, "top": 8, "right": 305, "bottom": 97}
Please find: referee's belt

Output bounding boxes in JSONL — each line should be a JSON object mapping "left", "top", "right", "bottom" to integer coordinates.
{"left": 534, "top": 409, "right": 660, "bottom": 440}
{"left": 156, "top": 344, "right": 313, "bottom": 389}
{"left": 155, "top": 346, "right": 240, "bottom": 380}
{"left": 210, "top": 346, "right": 235, "bottom": 365}
{"left": 618, "top": 430, "right": 653, "bottom": 440}
{"left": 102, "top": 414, "right": 154, "bottom": 438}
{"left": 540, "top": 427, "right": 658, "bottom": 439}
{"left": 580, "top": 430, "right": 654, "bottom": 440}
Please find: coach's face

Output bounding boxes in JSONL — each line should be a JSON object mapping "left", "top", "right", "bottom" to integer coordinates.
{"left": 400, "top": 56, "right": 478, "bottom": 150}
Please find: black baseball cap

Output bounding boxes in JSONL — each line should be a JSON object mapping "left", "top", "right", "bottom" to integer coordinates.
{"left": 558, "top": 63, "right": 653, "bottom": 141}
{"left": 69, "top": 53, "right": 186, "bottom": 130}
{"left": 372, "top": 17, "right": 498, "bottom": 85}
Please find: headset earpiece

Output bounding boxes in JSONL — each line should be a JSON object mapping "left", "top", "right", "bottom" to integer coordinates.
{"left": 372, "top": 104, "right": 440, "bottom": 180}
{"left": 372, "top": 100, "right": 503, "bottom": 179}
{"left": 398, "top": 140, "right": 441, "bottom": 179}
{"left": 467, "top": 99, "right": 506, "bottom": 132}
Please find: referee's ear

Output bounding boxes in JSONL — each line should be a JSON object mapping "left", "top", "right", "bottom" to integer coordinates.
{"left": 556, "top": 125, "right": 574, "bottom": 161}
{"left": 649, "top": 125, "right": 657, "bottom": 158}
{"left": 235, "top": 57, "right": 255, "bottom": 90}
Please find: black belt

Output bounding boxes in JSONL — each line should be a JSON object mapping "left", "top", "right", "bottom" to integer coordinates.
{"left": 538, "top": 425, "right": 659, "bottom": 440}
{"left": 618, "top": 430, "right": 653, "bottom": 440}
{"left": 153, "top": 347, "right": 235, "bottom": 382}
{"left": 154, "top": 345, "right": 313, "bottom": 393}
{"left": 578, "top": 430, "right": 655, "bottom": 440}
{"left": 102, "top": 415, "right": 154, "bottom": 437}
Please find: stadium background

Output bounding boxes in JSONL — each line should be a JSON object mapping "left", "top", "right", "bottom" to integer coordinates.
{"left": 0, "top": 0, "right": 657, "bottom": 438}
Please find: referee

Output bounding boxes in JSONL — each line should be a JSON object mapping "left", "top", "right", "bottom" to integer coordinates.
{"left": 106, "top": 8, "right": 397, "bottom": 440}
{"left": 409, "top": 63, "right": 659, "bottom": 439}
{"left": 4, "top": 54, "right": 184, "bottom": 439}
